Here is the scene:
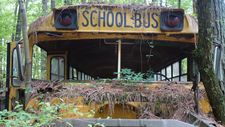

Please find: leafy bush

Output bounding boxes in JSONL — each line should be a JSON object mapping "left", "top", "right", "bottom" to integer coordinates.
{"left": 0, "top": 73, "right": 6, "bottom": 91}
{"left": 114, "top": 68, "right": 144, "bottom": 81}
{"left": 114, "top": 68, "right": 154, "bottom": 81}
{"left": 0, "top": 102, "right": 73, "bottom": 127}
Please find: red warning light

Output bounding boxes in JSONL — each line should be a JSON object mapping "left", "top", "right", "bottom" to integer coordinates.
{"left": 165, "top": 15, "right": 180, "bottom": 27}
{"left": 59, "top": 12, "right": 72, "bottom": 26}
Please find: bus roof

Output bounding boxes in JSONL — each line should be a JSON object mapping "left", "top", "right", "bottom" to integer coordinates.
{"left": 28, "top": 4, "right": 198, "bottom": 44}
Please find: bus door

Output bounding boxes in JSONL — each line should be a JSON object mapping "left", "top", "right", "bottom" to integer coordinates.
{"left": 5, "top": 41, "right": 25, "bottom": 110}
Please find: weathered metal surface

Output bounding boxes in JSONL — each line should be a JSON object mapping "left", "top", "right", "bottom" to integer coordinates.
{"left": 28, "top": 32, "right": 196, "bottom": 45}
{"left": 52, "top": 119, "right": 195, "bottom": 127}
{"left": 28, "top": 4, "right": 198, "bottom": 36}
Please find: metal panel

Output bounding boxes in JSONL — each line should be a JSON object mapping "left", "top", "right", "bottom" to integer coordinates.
{"left": 28, "top": 5, "right": 198, "bottom": 35}
{"left": 78, "top": 7, "right": 160, "bottom": 33}
{"left": 53, "top": 119, "right": 195, "bottom": 127}
{"left": 5, "top": 43, "right": 10, "bottom": 110}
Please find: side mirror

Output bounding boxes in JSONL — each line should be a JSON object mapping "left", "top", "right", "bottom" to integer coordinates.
{"left": 12, "top": 42, "right": 24, "bottom": 86}
{"left": 16, "top": 43, "right": 24, "bottom": 81}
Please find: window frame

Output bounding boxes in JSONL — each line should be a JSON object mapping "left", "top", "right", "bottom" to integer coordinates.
{"left": 11, "top": 48, "right": 19, "bottom": 86}
{"left": 32, "top": 45, "right": 47, "bottom": 80}
{"left": 50, "top": 56, "right": 65, "bottom": 81}
{"left": 156, "top": 58, "right": 188, "bottom": 82}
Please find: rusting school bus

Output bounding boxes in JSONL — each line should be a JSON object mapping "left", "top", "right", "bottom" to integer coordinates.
{"left": 3, "top": 3, "right": 213, "bottom": 127}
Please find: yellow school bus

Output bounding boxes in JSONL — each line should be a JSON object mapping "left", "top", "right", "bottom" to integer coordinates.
{"left": 4, "top": 4, "right": 211, "bottom": 126}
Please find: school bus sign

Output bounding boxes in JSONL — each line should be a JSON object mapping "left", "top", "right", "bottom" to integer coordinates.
{"left": 79, "top": 7, "right": 160, "bottom": 31}
{"left": 53, "top": 5, "right": 186, "bottom": 33}
{"left": 78, "top": 6, "right": 165, "bottom": 33}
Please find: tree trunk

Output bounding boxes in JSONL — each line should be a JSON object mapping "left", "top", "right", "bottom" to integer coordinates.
{"left": 160, "top": 0, "right": 163, "bottom": 6}
{"left": 18, "top": 0, "right": 32, "bottom": 104}
{"left": 15, "top": 6, "right": 21, "bottom": 41}
{"left": 25, "top": 0, "right": 29, "bottom": 10}
{"left": 51, "top": 0, "right": 55, "bottom": 10}
{"left": 192, "top": 0, "right": 197, "bottom": 14}
{"left": 178, "top": 0, "right": 181, "bottom": 8}
{"left": 0, "top": 39, "right": 3, "bottom": 85}
{"left": 82, "top": 0, "right": 86, "bottom": 3}
{"left": 42, "top": 0, "right": 48, "bottom": 16}
{"left": 64, "top": 0, "right": 72, "bottom": 5}
{"left": 144, "top": 0, "right": 148, "bottom": 5}
{"left": 41, "top": 0, "right": 48, "bottom": 77}
{"left": 13, "top": 2, "right": 18, "bottom": 32}
{"left": 195, "top": 0, "right": 225, "bottom": 124}
{"left": 152, "top": 0, "right": 157, "bottom": 3}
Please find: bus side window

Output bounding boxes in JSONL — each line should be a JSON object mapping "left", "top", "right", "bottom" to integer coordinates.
{"left": 69, "top": 67, "right": 77, "bottom": 80}
{"left": 32, "top": 45, "right": 47, "bottom": 80}
{"left": 51, "top": 57, "right": 65, "bottom": 81}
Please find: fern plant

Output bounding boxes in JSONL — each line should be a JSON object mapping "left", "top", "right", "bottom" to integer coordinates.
{"left": 114, "top": 68, "right": 155, "bottom": 82}
{"left": 114, "top": 68, "right": 142, "bottom": 81}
